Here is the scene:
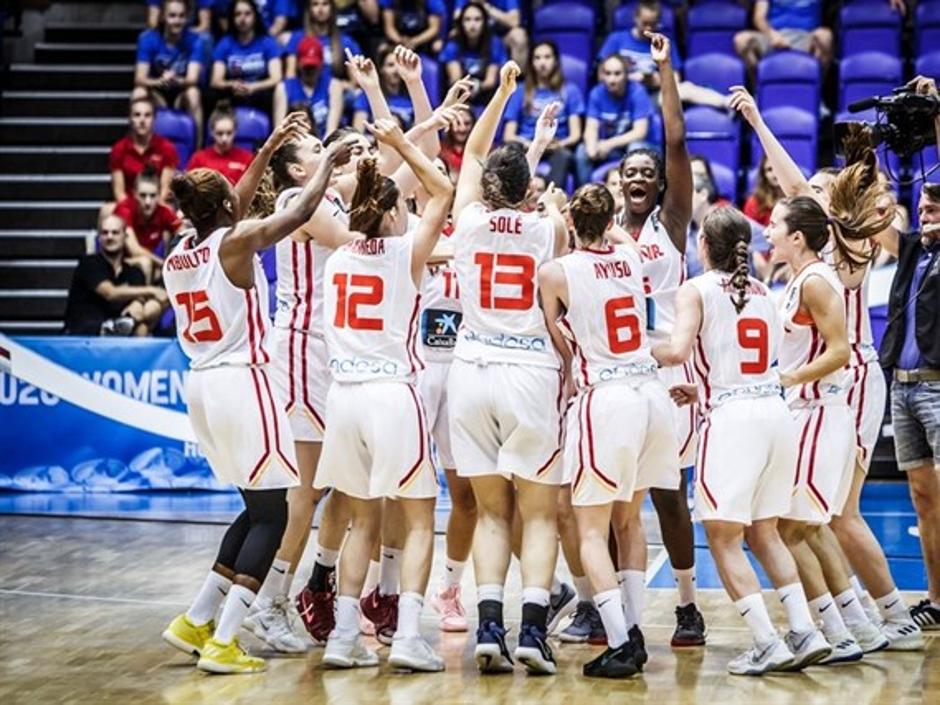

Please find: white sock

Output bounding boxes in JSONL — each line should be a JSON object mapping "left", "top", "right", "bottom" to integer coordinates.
{"left": 594, "top": 588, "right": 628, "bottom": 648}
{"left": 363, "top": 560, "right": 380, "bottom": 595}
{"left": 396, "top": 592, "right": 423, "bottom": 639}
{"left": 257, "top": 558, "right": 290, "bottom": 601}
{"left": 213, "top": 584, "right": 255, "bottom": 644}
{"left": 735, "top": 593, "right": 778, "bottom": 648}
{"left": 551, "top": 573, "right": 562, "bottom": 596}
{"left": 673, "top": 567, "right": 696, "bottom": 607}
{"left": 186, "top": 570, "right": 232, "bottom": 626}
{"left": 335, "top": 595, "right": 360, "bottom": 637}
{"left": 379, "top": 547, "right": 402, "bottom": 596}
{"left": 281, "top": 571, "right": 295, "bottom": 597}
{"left": 776, "top": 582, "right": 815, "bottom": 634}
{"left": 618, "top": 569, "right": 645, "bottom": 630}
{"left": 809, "top": 592, "right": 848, "bottom": 639}
{"left": 444, "top": 558, "right": 466, "bottom": 587}
{"left": 316, "top": 544, "right": 340, "bottom": 568}
{"left": 573, "top": 574, "right": 593, "bottom": 602}
{"left": 875, "top": 589, "right": 911, "bottom": 622}
{"left": 477, "top": 583, "right": 503, "bottom": 603}
{"left": 522, "top": 586, "right": 551, "bottom": 608}
{"left": 834, "top": 588, "right": 870, "bottom": 629}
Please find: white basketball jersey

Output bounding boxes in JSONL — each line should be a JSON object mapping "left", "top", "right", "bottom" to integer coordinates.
{"left": 323, "top": 233, "right": 423, "bottom": 383}
{"left": 616, "top": 206, "right": 686, "bottom": 343}
{"left": 844, "top": 268, "right": 877, "bottom": 366}
{"left": 273, "top": 187, "right": 346, "bottom": 336}
{"left": 779, "top": 261, "right": 847, "bottom": 405}
{"left": 687, "top": 270, "right": 782, "bottom": 412}
{"left": 555, "top": 245, "right": 657, "bottom": 389}
{"left": 420, "top": 259, "right": 462, "bottom": 363}
{"left": 163, "top": 228, "right": 270, "bottom": 369}
{"left": 452, "top": 201, "right": 559, "bottom": 368}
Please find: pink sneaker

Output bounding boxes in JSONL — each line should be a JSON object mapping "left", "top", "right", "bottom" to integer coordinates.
{"left": 430, "top": 584, "right": 468, "bottom": 632}
{"left": 360, "top": 613, "right": 376, "bottom": 637}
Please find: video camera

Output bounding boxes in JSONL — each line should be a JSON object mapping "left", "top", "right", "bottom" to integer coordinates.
{"left": 836, "top": 85, "right": 939, "bottom": 160}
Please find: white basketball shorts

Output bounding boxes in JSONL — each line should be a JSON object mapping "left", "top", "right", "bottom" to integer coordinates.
{"left": 846, "top": 362, "right": 887, "bottom": 473}
{"left": 270, "top": 326, "right": 329, "bottom": 443}
{"left": 657, "top": 362, "right": 698, "bottom": 469}
{"left": 417, "top": 359, "right": 455, "bottom": 470}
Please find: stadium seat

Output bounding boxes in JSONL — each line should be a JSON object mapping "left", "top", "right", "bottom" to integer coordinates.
{"left": 560, "top": 54, "right": 588, "bottom": 98}
{"left": 154, "top": 108, "right": 195, "bottom": 167}
{"left": 917, "top": 2, "right": 940, "bottom": 58}
{"left": 839, "top": 1, "right": 902, "bottom": 58}
{"left": 915, "top": 52, "right": 940, "bottom": 82}
{"left": 684, "top": 53, "right": 745, "bottom": 95}
{"left": 533, "top": 2, "right": 596, "bottom": 66}
{"left": 756, "top": 50, "right": 821, "bottom": 116}
{"left": 838, "top": 52, "right": 903, "bottom": 113}
{"left": 750, "top": 106, "right": 817, "bottom": 173}
{"left": 612, "top": 2, "right": 675, "bottom": 36}
{"left": 421, "top": 55, "right": 441, "bottom": 107}
{"left": 686, "top": 3, "right": 747, "bottom": 58}
{"left": 707, "top": 160, "right": 737, "bottom": 203}
{"left": 590, "top": 159, "right": 621, "bottom": 185}
{"left": 232, "top": 107, "right": 271, "bottom": 152}
{"left": 684, "top": 106, "right": 740, "bottom": 181}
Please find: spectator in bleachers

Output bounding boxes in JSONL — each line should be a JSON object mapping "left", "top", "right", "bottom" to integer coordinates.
{"left": 441, "top": 2, "right": 505, "bottom": 107}
{"left": 284, "top": 0, "right": 361, "bottom": 78}
{"left": 213, "top": 0, "right": 302, "bottom": 37}
{"left": 332, "top": 0, "right": 380, "bottom": 52}
{"left": 352, "top": 45, "right": 416, "bottom": 130}
{"left": 210, "top": 0, "right": 285, "bottom": 114}
{"left": 523, "top": 172, "right": 548, "bottom": 212}
{"left": 439, "top": 103, "right": 475, "bottom": 180}
{"left": 109, "top": 95, "right": 180, "bottom": 203}
{"left": 734, "top": 0, "right": 833, "bottom": 74}
{"left": 603, "top": 164, "right": 624, "bottom": 213}
{"left": 135, "top": 0, "right": 208, "bottom": 150}
{"left": 112, "top": 166, "right": 183, "bottom": 277}
{"left": 452, "top": 0, "right": 526, "bottom": 67}
{"left": 273, "top": 36, "right": 342, "bottom": 136}
{"left": 742, "top": 154, "right": 783, "bottom": 226}
{"left": 598, "top": 0, "right": 729, "bottom": 109}
{"left": 186, "top": 101, "right": 255, "bottom": 183}
{"left": 503, "top": 41, "right": 584, "bottom": 187}
{"left": 64, "top": 214, "right": 167, "bottom": 337}
{"left": 575, "top": 54, "right": 652, "bottom": 186}
{"left": 147, "top": 0, "right": 215, "bottom": 33}
{"left": 380, "top": 0, "right": 445, "bottom": 55}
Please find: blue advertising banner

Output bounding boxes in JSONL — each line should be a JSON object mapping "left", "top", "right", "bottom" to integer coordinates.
{"left": 0, "top": 336, "right": 227, "bottom": 493}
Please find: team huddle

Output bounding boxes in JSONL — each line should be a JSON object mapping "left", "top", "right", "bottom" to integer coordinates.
{"left": 157, "top": 34, "right": 929, "bottom": 680}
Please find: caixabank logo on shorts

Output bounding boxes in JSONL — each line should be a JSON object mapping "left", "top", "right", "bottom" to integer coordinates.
{"left": 422, "top": 308, "right": 462, "bottom": 349}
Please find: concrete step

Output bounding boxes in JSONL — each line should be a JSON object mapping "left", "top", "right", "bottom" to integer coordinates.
{"left": 6, "top": 63, "right": 134, "bottom": 91}
{"left": 34, "top": 42, "right": 137, "bottom": 65}
{"left": 0, "top": 260, "right": 77, "bottom": 289}
{"left": 0, "top": 201, "right": 103, "bottom": 230}
{"left": 0, "top": 230, "right": 91, "bottom": 258}
{"left": 0, "top": 146, "right": 111, "bottom": 175}
{"left": 0, "top": 290, "right": 68, "bottom": 320}
{"left": 45, "top": 23, "right": 143, "bottom": 44}
{"left": 0, "top": 174, "right": 112, "bottom": 201}
{"left": 1, "top": 91, "right": 131, "bottom": 118}
{"left": 0, "top": 320, "right": 65, "bottom": 335}
{"left": 0, "top": 117, "right": 126, "bottom": 146}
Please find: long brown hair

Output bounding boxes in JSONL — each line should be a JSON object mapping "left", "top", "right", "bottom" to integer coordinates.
{"left": 349, "top": 158, "right": 399, "bottom": 237}
{"left": 524, "top": 41, "right": 564, "bottom": 113}
{"left": 245, "top": 140, "right": 304, "bottom": 218}
{"left": 171, "top": 169, "right": 231, "bottom": 235}
{"left": 303, "top": 0, "right": 346, "bottom": 79}
{"left": 570, "top": 184, "right": 614, "bottom": 244}
{"left": 702, "top": 207, "right": 752, "bottom": 314}
{"left": 753, "top": 155, "right": 783, "bottom": 213}
{"left": 481, "top": 142, "right": 530, "bottom": 210}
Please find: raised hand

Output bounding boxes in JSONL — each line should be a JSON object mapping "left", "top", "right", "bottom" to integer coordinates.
{"left": 533, "top": 100, "right": 560, "bottom": 151}
{"left": 365, "top": 118, "right": 406, "bottom": 148}
{"left": 394, "top": 45, "right": 422, "bottom": 84}
{"left": 265, "top": 111, "right": 310, "bottom": 151}
{"left": 344, "top": 48, "right": 379, "bottom": 92}
{"left": 324, "top": 136, "right": 356, "bottom": 168}
{"left": 499, "top": 61, "right": 521, "bottom": 94}
{"left": 429, "top": 105, "right": 461, "bottom": 132}
{"left": 644, "top": 31, "right": 671, "bottom": 66}
{"left": 728, "top": 85, "right": 762, "bottom": 127}
{"left": 443, "top": 76, "right": 474, "bottom": 108}
{"left": 538, "top": 181, "right": 567, "bottom": 212}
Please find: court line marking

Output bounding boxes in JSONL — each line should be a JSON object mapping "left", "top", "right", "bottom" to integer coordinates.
{"left": 0, "top": 587, "right": 188, "bottom": 607}
{"left": 646, "top": 546, "right": 670, "bottom": 587}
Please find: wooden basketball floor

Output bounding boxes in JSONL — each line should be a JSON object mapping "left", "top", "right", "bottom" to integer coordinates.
{"left": 0, "top": 513, "right": 936, "bottom": 705}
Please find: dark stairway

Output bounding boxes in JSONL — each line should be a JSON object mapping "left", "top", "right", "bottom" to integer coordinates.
{"left": 0, "top": 21, "right": 140, "bottom": 334}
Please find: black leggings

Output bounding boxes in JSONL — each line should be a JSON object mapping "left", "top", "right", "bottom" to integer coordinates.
{"left": 216, "top": 488, "right": 288, "bottom": 584}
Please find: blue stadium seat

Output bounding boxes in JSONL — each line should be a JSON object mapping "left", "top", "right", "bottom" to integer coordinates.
{"left": 560, "top": 54, "right": 588, "bottom": 98}
{"left": 839, "top": 52, "right": 903, "bottom": 113}
{"left": 684, "top": 106, "right": 740, "bottom": 181}
{"left": 707, "top": 159, "right": 737, "bottom": 203}
{"left": 613, "top": 2, "right": 675, "bottom": 36}
{"left": 590, "top": 159, "right": 622, "bottom": 185}
{"left": 421, "top": 55, "right": 441, "bottom": 107}
{"left": 533, "top": 2, "right": 596, "bottom": 67}
{"left": 233, "top": 107, "right": 271, "bottom": 152}
{"left": 915, "top": 52, "right": 940, "bottom": 82}
{"left": 154, "top": 108, "right": 195, "bottom": 167}
{"left": 684, "top": 53, "right": 744, "bottom": 95}
{"left": 750, "top": 106, "right": 817, "bottom": 173}
{"left": 839, "top": 1, "right": 902, "bottom": 58}
{"left": 917, "top": 2, "right": 940, "bottom": 58}
{"left": 686, "top": 3, "right": 747, "bottom": 58}
{"left": 756, "top": 50, "right": 821, "bottom": 116}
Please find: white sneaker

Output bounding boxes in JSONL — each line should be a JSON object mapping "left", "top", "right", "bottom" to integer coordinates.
{"left": 388, "top": 635, "right": 445, "bottom": 672}
{"left": 882, "top": 619, "right": 924, "bottom": 651}
{"left": 783, "top": 629, "right": 831, "bottom": 670}
{"left": 849, "top": 620, "right": 889, "bottom": 653}
{"left": 323, "top": 631, "right": 380, "bottom": 668}
{"left": 819, "top": 631, "right": 863, "bottom": 664}
{"left": 246, "top": 596, "right": 309, "bottom": 654}
{"left": 727, "top": 638, "right": 794, "bottom": 676}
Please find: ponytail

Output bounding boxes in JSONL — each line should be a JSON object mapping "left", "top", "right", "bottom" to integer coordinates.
{"left": 349, "top": 158, "right": 398, "bottom": 237}
{"left": 729, "top": 240, "right": 750, "bottom": 314}
{"left": 826, "top": 161, "right": 893, "bottom": 271}
{"left": 172, "top": 168, "right": 230, "bottom": 234}
{"left": 700, "top": 207, "right": 753, "bottom": 314}
{"left": 245, "top": 167, "right": 277, "bottom": 219}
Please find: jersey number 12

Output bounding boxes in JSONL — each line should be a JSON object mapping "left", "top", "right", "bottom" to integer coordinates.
{"left": 333, "top": 273, "right": 384, "bottom": 331}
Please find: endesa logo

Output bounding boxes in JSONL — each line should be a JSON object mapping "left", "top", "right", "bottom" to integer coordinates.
{"left": 329, "top": 357, "right": 401, "bottom": 377}
{"left": 597, "top": 362, "right": 657, "bottom": 382}
{"left": 463, "top": 329, "right": 548, "bottom": 352}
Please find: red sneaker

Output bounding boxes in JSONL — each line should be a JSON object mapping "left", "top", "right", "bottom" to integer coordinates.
{"left": 295, "top": 586, "right": 335, "bottom": 645}
{"left": 360, "top": 587, "right": 398, "bottom": 645}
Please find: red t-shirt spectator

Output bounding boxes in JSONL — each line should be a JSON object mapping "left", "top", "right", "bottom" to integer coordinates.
{"left": 742, "top": 194, "right": 772, "bottom": 226}
{"left": 186, "top": 146, "right": 254, "bottom": 184}
{"left": 109, "top": 135, "right": 179, "bottom": 195}
{"left": 113, "top": 195, "right": 182, "bottom": 252}
{"left": 440, "top": 143, "right": 464, "bottom": 179}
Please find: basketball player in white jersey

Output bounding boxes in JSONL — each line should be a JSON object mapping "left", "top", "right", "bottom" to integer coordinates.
{"left": 654, "top": 207, "right": 832, "bottom": 674}
{"left": 447, "top": 61, "right": 568, "bottom": 675}
{"left": 613, "top": 32, "right": 704, "bottom": 647}
{"left": 732, "top": 85, "right": 925, "bottom": 650}
{"left": 314, "top": 119, "right": 453, "bottom": 671}
{"left": 538, "top": 184, "right": 677, "bottom": 678}
{"left": 160, "top": 137, "right": 352, "bottom": 674}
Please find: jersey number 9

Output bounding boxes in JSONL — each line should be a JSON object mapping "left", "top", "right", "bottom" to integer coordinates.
{"left": 737, "top": 318, "right": 769, "bottom": 374}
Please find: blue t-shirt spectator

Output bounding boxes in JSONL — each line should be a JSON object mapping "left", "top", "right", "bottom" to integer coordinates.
{"left": 768, "top": 0, "right": 821, "bottom": 32}
{"left": 379, "top": 0, "right": 446, "bottom": 36}
{"left": 439, "top": 36, "right": 506, "bottom": 82}
{"left": 597, "top": 30, "right": 682, "bottom": 75}
{"left": 137, "top": 28, "right": 208, "bottom": 78}
{"left": 283, "top": 73, "right": 332, "bottom": 138}
{"left": 213, "top": 0, "right": 299, "bottom": 30}
{"left": 587, "top": 80, "right": 653, "bottom": 140}
{"left": 285, "top": 29, "right": 361, "bottom": 70}
{"left": 354, "top": 91, "right": 415, "bottom": 130}
{"left": 505, "top": 84, "right": 584, "bottom": 141}
{"left": 453, "top": 0, "right": 518, "bottom": 11}
{"left": 213, "top": 33, "right": 283, "bottom": 82}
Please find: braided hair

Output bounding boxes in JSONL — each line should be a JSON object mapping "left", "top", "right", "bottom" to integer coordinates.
{"left": 701, "top": 207, "right": 752, "bottom": 314}
{"left": 481, "top": 142, "right": 530, "bottom": 210}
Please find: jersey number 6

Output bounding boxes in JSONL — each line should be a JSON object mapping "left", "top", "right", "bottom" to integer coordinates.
{"left": 175, "top": 290, "right": 222, "bottom": 343}
{"left": 333, "top": 273, "right": 384, "bottom": 331}
{"left": 474, "top": 252, "right": 535, "bottom": 310}
{"left": 605, "top": 296, "right": 642, "bottom": 353}
{"left": 737, "top": 318, "right": 769, "bottom": 374}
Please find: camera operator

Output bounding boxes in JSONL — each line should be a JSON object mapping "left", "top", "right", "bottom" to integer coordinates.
{"left": 879, "top": 75, "right": 940, "bottom": 630}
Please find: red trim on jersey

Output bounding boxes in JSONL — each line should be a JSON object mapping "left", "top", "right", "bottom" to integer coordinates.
{"left": 405, "top": 294, "right": 422, "bottom": 374}
{"left": 301, "top": 240, "right": 314, "bottom": 331}
{"left": 585, "top": 387, "right": 618, "bottom": 491}
{"left": 286, "top": 242, "right": 301, "bottom": 413}
{"left": 581, "top": 245, "right": 616, "bottom": 255}
{"left": 678, "top": 362, "right": 696, "bottom": 460}
{"left": 245, "top": 291, "right": 258, "bottom": 365}
{"left": 800, "top": 329, "right": 821, "bottom": 402}
{"left": 854, "top": 362, "right": 869, "bottom": 457}
{"left": 794, "top": 408, "right": 815, "bottom": 486}
{"left": 399, "top": 384, "right": 428, "bottom": 489}
{"left": 247, "top": 367, "right": 273, "bottom": 484}
{"left": 259, "top": 367, "right": 299, "bottom": 478}
{"left": 253, "top": 286, "right": 270, "bottom": 364}
{"left": 806, "top": 406, "right": 829, "bottom": 512}
{"left": 572, "top": 392, "right": 587, "bottom": 493}
{"left": 697, "top": 419, "right": 718, "bottom": 510}
{"left": 558, "top": 315, "right": 589, "bottom": 388}
{"left": 694, "top": 338, "right": 713, "bottom": 411}
{"left": 535, "top": 372, "right": 564, "bottom": 477}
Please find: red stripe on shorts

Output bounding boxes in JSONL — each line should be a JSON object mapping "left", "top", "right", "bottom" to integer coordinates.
{"left": 247, "top": 367, "right": 273, "bottom": 484}
{"left": 585, "top": 387, "right": 618, "bottom": 490}
{"left": 806, "top": 406, "right": 829, "bottom": 513}
{"left": 399, "top": 384, "right": 428, "bottom": 488}
{"left": 697, "top": 419, "right": 718, "bottom": 509}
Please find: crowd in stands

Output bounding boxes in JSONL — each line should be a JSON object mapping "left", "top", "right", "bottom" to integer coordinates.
{"left": 64, "top": 0, "right": 937, "bottom": 336}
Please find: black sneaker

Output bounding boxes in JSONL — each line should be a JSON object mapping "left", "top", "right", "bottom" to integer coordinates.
{"left": 513, "top": 623, "right": 557, "bottom": 675}
{"left": 629, "top": 625, "right": 648, "bottom": 671}
{"left": 546, "top": 582, "right": 578, "bottom": 633}
{"left": 671, "top": 603, "right": 706, "bottom": 646}
{"left": 910, "top": 598, "right": 940, "bottom": 631}
{"left": 583, "top": 641, "right": 639, "bottom": 679}
{"left": 475, "top": 620, "right": 515, "bottom": 673}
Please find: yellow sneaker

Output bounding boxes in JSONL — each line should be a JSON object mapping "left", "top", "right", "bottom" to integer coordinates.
{"left": 196, "top": 637, "right": 266, "bottom": 674}
{"left": 162, "top": 614, "right": 214, "bottom": 656}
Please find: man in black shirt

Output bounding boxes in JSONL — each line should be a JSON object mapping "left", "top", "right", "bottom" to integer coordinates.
{"left": 64, "top": 214, "right": 167, "bottom": 335}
